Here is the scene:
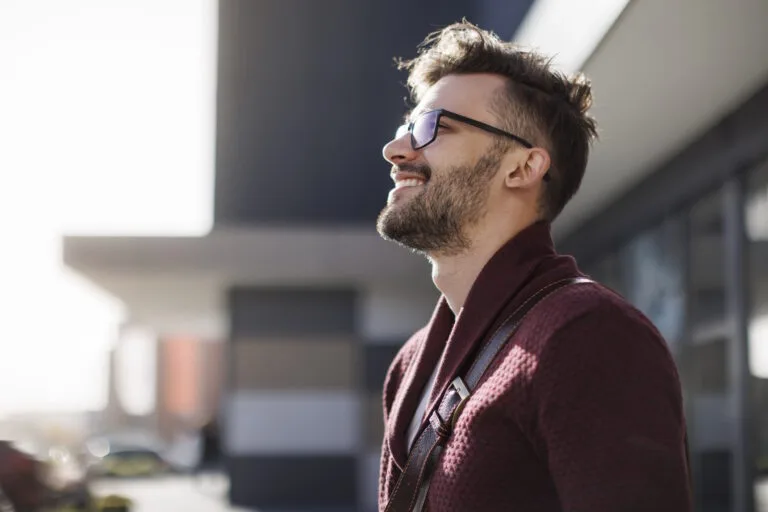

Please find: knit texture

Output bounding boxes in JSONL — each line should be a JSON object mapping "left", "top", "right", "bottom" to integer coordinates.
{"left": 378, "top": 222, "right": 691, "bottom": 512}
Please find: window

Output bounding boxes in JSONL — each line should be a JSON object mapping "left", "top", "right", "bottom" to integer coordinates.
{"left": 622, "top": 217, "right": 686, "bottom": 347}
{"left": 745, "top": 159, "right": 768, "bottom": 485}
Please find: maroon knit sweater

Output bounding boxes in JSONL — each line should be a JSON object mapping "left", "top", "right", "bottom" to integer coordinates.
{"left": 379, "top": 222, "right": 692, "bottom": 511}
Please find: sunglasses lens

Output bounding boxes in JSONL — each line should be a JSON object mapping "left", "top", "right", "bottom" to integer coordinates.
{"left": 412, "top": 111, "right": 438, "bottom": 149}
{"left": 395, "top": 124, "right": 409, "bottom": 140}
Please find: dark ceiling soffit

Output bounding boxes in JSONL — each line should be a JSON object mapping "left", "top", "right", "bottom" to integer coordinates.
{"left": 559, "top": 82, "right": 768, "bottom": 264}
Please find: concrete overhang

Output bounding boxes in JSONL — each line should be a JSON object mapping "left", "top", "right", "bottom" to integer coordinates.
{"left": 553, "top": 0, "right": 768, "bottom": 236}
{"left": 62, "top": 228, "right": 433, "bottom": 337}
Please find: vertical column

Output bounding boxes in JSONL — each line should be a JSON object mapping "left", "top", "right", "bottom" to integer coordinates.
{"left": 224, "top": 287, "right": 360, "bottom": 511}
{"left": 723, "top": 177, "right": 756, "bottom": 512}
{"left": 357, "top": 285, "right": 439, "bottom": 512}
{"left": 687, "top": 189, "right": 733, "bottom": 511}
{"left": 101, "top": 324, "right": 161, "bottom": 436}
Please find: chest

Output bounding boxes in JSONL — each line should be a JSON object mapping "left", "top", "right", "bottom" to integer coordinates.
{"left": 418, "top": 358, "right": 554, "bottom": 511}
{"left": 439, "top": 341, "right": 540, "bottom": 457}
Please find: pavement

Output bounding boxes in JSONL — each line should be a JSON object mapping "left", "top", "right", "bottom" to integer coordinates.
{"left": 91, "top": 473, "right": 768, "bottom": 512}
{"left": 91, "top": 473, "right": 248, "bottom": 512}
{"left": 758, "top": 476, "right": 768, "bottom": 511}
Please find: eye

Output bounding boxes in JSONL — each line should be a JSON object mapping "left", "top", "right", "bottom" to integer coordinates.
{"left": 437, "top": 123, "right": 450, "bottom": 130}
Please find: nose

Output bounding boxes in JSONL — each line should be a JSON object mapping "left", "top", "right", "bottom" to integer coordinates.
{"left": 382, "top": 131, "right": 418, "bottom": 165}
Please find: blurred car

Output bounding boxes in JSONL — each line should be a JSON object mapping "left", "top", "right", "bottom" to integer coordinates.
{"left": 94, "top": 446, "right": 170, "bottom": 478}
{"left": 84, "top": 432, "right": 172, "bottom": 478}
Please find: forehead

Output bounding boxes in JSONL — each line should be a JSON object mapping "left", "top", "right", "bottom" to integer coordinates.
{"left": 411, "top": 73, "right": 507, "bottom": 122}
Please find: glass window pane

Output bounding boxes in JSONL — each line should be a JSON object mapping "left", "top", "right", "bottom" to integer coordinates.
{"left": 622, "top": 217, "right": 686, "bottom": 346}
{"left": 585, "top": 250, "right": 627, "bottom": 297}
{"left": 745, "top": 159, "right": 768, "bottom": 496}
{"left": 690, "top": 192, "right": 728, "bottom": 329}
{"left": 687, "top": 187, "right": 733, "bottom": 512}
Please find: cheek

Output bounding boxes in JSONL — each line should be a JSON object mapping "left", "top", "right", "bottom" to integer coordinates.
{"left": 421, "top": 143, "right": 457, "bottom": 170}
{"left": 423, "top": 140, "right": 479, "bottom": 172}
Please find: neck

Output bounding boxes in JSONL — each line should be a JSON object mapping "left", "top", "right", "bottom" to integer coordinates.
{"left": 429, "top": 212, "right": 537, "bottom": 313}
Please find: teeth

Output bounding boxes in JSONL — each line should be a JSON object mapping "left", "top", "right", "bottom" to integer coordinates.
{"left": 395, "top": 178, "right": 425, "bottom": 189}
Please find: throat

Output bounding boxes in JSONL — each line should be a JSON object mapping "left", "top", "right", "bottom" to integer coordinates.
{"left": 429, "top": 226, "right": 514, "bottom": 313}
{"left": 430, "top": 253, "right": 484, "bottom": 314}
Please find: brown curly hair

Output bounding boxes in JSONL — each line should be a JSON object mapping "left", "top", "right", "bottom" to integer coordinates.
{"left": 397, "top": 21, "right": 598, "bottom": 221}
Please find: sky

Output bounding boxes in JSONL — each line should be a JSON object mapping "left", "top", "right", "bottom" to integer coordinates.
{"left": 0, "top": 0, "right": 215, "bottom": 413}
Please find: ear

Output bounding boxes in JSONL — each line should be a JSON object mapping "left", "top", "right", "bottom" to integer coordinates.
{"left": 503, "top": 148, "right": 551, "bottom": 190}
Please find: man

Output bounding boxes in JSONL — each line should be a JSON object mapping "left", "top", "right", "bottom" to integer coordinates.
{"left": 376, "top": 22, "right": 691, "bottom": 511}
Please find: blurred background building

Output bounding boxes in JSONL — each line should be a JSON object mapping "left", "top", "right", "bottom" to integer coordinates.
{"left": 2, "top": 0, "right": 767, "bottom": 511}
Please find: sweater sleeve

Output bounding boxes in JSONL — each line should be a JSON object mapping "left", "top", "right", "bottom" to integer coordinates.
{"left": 530, "top": 304, "right": 692, "bottom": 512}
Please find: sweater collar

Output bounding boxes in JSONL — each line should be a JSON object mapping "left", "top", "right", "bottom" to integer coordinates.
{"left": 387, "top": 220, "right": 558, "bottom": 468}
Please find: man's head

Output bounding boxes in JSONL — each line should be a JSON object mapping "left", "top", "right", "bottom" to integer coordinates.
{"left": 377, "top": 21, "right": 598, "bottom": 256}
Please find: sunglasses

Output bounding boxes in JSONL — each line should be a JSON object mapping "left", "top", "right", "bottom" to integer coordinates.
{"left": 395, "top": 108, "right": 550, "bottom": 182}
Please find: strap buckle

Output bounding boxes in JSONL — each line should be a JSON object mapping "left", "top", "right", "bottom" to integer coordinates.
{"left": 430, "top": 377, "right": 472, "bottom": 443}
{"left": 449, "top": 377, "right": 471, "bottom": 429}
{"left": 450, "top": 376, "right": 470, "bottom": 399}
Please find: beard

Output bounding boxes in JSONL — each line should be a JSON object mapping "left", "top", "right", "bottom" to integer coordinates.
{"left": 376, "top": 148, "right": 505, "bottom": 256}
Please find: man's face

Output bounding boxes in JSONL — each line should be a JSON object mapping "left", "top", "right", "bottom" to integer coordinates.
{"left": 377, "top": 74, "right": 511, "bottom": 256}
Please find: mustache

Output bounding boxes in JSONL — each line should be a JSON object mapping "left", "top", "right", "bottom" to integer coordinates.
{"left": 391, "top": 163, "right": 431, "bottom": 181}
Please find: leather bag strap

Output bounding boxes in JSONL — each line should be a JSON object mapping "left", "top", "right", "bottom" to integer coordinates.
{"left": 384, "top": 277, "right": 594, "bottom": 512}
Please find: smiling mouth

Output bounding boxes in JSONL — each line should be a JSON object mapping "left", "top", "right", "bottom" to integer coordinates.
{"left": 394, "top": 178, "right": 426, "bottom": 189}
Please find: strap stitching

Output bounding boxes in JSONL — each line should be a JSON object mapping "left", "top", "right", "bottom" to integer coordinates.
{"left": 385, "top": 431, "right": 433, "bottom": 512}
{"left": 406, "top": 439, "right": 441, "bottom": 512}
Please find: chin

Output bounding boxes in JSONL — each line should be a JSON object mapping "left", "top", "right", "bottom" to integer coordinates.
{"left": 376, "top": 208, "right": 395, "bottom": 237}
{"left": 381, "top": 194, "right": 412, "bottom": 219}
{"left": 376, "top": 206, "right": 406, "bottom": 240}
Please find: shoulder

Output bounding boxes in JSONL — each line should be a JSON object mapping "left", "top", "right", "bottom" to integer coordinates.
{"left": 517, "top": 279, "right": 666, "bottom": 350}
{"left": 499, "top": 279, "right": 679, "bottom": 386}
{"left": 381, "top": 326, "right": 428, "bottom": 412}
{"left": 547, "top": 280, "right": 669, "bottom": 350}
{"left": 384, "top": 327, "right": 427, "bottom": 388}
{"left": 527, "top": 280, "right": 681, "bottom": 392}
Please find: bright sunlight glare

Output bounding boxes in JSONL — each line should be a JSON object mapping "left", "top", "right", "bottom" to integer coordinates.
{"left": 0, "top": 0, "right": 215, "bottom": 414}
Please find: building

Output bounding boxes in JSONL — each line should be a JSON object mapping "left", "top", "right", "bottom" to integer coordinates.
{"left": 62, "top": 0, "right": 768, "bottom": 511}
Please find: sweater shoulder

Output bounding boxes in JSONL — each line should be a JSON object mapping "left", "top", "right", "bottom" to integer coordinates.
{"left": 381, "top": 326, "right": 428, "bottom": 415}
{"left": 517, "top": 280, "right": 661, "bottom": 343}
{"left": 515, "top": 280, "right": 678, "bottom": 384}
{"left": 386, "top": 327, "right": 427, "bottom": 383}
{"left": 489, "top": 280, "right": 671, "bottom": 389}
{"left": 484, "top": 280, "right": 679, "bottom": 434}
